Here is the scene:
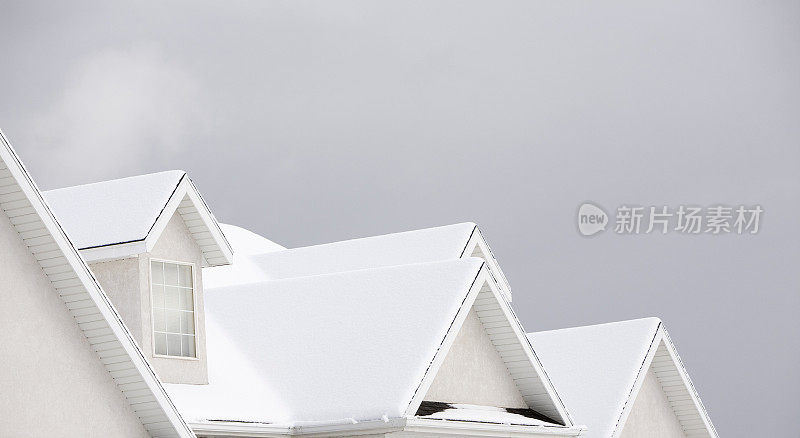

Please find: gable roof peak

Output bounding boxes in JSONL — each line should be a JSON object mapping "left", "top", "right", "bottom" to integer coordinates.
{"left": 534, "top": 317, "right": 662, "bottom": 336}
{"left": 45, "top": 169, "right": 186, "bottom": 193}
{"left": 43, "top": 169, "right": 232, "bottom": 266}
{"left": 529, "top": 317, "right": 717, "bottom": 438}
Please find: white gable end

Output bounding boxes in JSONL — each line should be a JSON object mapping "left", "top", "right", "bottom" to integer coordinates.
{"left": 408, "top": 273, "right": 572, "bottom": 426}
{"left": 424, "top": 308, "right": 527, "bottom": 408}
{"left": 620, "top": 368, "right": 685, "bottom": 438}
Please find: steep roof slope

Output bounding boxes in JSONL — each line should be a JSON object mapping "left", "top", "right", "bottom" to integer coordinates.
{"left": 43, "top": 171, "right": 185, "bottom": 249}
{"left": 206, "top": 221, "right": 515, "bottom": 300}
{"left": 529, "top": 318, "right": 717, "bottom": 438}
{"left": 0, "top": 130, "right": 193, "bottom": 438}
{"left": 43, "top": 171, "right": 232, "bottom": 266}
{"left": 167, "top": 257, "right": 574, "bottom": 433}
{"left": 167, "top": 259, "right": 486, "bottom": 424}
{"left": 529, "top": 318, "right": 660, "bottom": 438}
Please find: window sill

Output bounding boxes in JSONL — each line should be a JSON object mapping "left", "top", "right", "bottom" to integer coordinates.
{"left": 152, "top": 353, "right": 201, "bottom": 362}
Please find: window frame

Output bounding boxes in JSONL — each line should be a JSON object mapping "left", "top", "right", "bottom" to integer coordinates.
{"left": 148, "top": 257, "right": 200, "bottom": 361}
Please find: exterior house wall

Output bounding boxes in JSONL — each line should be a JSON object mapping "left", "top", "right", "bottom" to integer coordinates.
{"left": 620, "top": 368, "right": 686, "bottom": 438}
{"left": 0, "top": 208, "right": 150, "bottom": 437}
{"left": 90, "top": 258, "right": 142, "bottom": 345}
{"left": 424, "top": 309, "right": 527, "bottom": 408}
{"left": 143, "top": 213, "right": 209, "bottom": 384}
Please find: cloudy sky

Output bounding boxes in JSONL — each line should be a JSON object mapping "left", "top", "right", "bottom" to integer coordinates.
{"left": 2, "top": 1, "right": 798, "bottom": 435}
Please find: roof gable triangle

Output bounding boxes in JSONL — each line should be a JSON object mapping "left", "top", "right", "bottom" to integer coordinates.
{"left": 614, "top": 326, "right": 718, "bottom": 438}
{"left": 406, "top": 265, "right": 573, "bottom": 426}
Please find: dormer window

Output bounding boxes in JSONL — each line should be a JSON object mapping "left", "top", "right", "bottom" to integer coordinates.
{"left": 151, "top": 260, "right": 197, "bottom": 358}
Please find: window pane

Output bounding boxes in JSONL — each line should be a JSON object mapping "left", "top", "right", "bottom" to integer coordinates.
{"left": 179, "top": 264, "right": 193, "bottom": 287}
{"left": 152, "top": 261, "right": 197, "bottom": 357}
{"left": 180, "top": 312, "right": 195, "bottom": 335}
{"left": 182, "top": 335, "right": 196, "bottom": 358}
{"left": 166, "top": 310, "right": 181, "bottom": 333}
{"left": 153, "top": 308, "right": 166, "bottom": 332}
{"left": 165, "top": 286, "right": 180, "bottom": 309}
{"left": 167, "top": 334, "right": 181, "bottom": 356}
{"left": 154, "top": 333, "right": 167, "bottom": 355}
{"left": 164, "top": 263, "right": 179, "bottom": 286}
{"left": 151, "top": 261, "right": 164, "bottom": 284}
{"left": 152, "top": 284, "right": 165, "bottom": 309}
{"left": 180, "top": 289, "right": 194, "bottom": 311}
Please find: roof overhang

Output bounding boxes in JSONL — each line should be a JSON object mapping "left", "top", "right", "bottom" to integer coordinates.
{"left": 405, "top": 263, "right": 574, "bottom": 427}
{"left": 0, "top": 129, "right": 194, "bottom": 438}
{"left": 613, "top": 324, "right": 718, "bottom": 438}
{"left": 79, "top": 175, "right": 233, "bottom": 267}
{"left": 461, "top": 225, "right": 514, "bottom": 302}
{"left": 189, "top": 417, "right": 585, "bottom": 437}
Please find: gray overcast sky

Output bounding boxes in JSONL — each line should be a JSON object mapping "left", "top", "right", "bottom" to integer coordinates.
{"left": 1, "top": 1, "right": 798, "bottom": 435}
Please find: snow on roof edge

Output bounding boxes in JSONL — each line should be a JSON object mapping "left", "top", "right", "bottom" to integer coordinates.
{"left": 288, "top": 222, "right": 477, "bottom": 254}
{"left": 529, "top": 317, "right": 663, "bottom": 337}
{"left": 0, "top": 130, "right": 194, "bottom": 438}
{"left": 43, "top": 169, "right": 187, "bottom": 197}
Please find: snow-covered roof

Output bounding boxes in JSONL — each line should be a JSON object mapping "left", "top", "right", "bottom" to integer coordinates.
{"left": 204, "top": 222, "right": 473, "bottom": 287}
{"left": 528, "top": 318, "right": 717, "bottom": 438}
{"left": 205, "top": 222, "right": 513, "bottom": 300}
{"left": 0, "top": 130, "right": 194, "bottom": 438}
{"left": 167, "top": 257, "right": 573, "bottom": 432}
{"left": 43, "top": 171, "right": 184, "bottom": 249}
{"left": 168, "top": 259, "right": 486, "bottom": 424}
{"left": 43, "top": 171, "right": 232, "bottom": 266}
{"left": 220, "top": 223, "right": 285, "bottom": 255}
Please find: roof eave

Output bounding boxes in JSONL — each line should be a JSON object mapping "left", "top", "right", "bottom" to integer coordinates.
{"left": 612, "top": 324, "right": 719, "bottom": 438}
{"left": 0, "top": 129, "right": 194, "bottom": 438}
{"left": 189, "top": 417, "right": 584, "bottom": 438}
{"left": 76, "top": 177, "right": 233, "bottom": 267}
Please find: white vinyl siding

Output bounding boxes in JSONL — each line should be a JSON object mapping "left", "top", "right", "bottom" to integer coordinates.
{"left": 151, "top": 260, "right": 196, "bottom": 358}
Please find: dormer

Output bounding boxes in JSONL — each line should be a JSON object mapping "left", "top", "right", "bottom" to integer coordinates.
{"left": 43, "top": 171, "right": 232, "bottom": 384}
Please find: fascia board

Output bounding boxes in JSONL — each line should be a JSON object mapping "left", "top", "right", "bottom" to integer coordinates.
{"left": 612, "top": 324, "right": 718, "bottom": 438}
{"left": 611, "top": 322, "right": 662, "bottom": 438}
{"left": 488, "top": 271, "right": 574, "bottom": 427}
{"left": 144, "top": 178, "right": 233, "bottom": 266}
{"left": 404, "top": 418, "right": 586, "bottom": 437}
{"left": 462, "top": 228, "right": 513, "bottom": 302}
{"left": 80, "top": 240, "right": 148, "bottom": 263}
{"left": 660, "top": 329, "right": 719, "bottom": 438}
{"left": 187, "top": 422, "right": 291, "bottom": 437}
{"left": 145, "top": 180, "right": 189, "bottom": 253}
{"left": 191, "top": 418, "right": 584, "bottom": 438}
{"left": 0, "top": 130, "right": 194, "bottom": 438}
{"left": 185, "top": 178, "right": 234, "bottom": 262}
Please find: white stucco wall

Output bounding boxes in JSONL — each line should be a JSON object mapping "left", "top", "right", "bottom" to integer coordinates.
{"left": 0, "top": 208, "right": 150, "bottom": 437}
{"left": 620, "top": 368, "right": 686, "bottom": 438}
{"left": 144, "top": 213, "right": 209, "bottom": 384}
{"left": 91, "top": 258, "right": 142, "bottom": 345}
{"left": 424, "top": 309, "right": 527, "bottom": 408}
